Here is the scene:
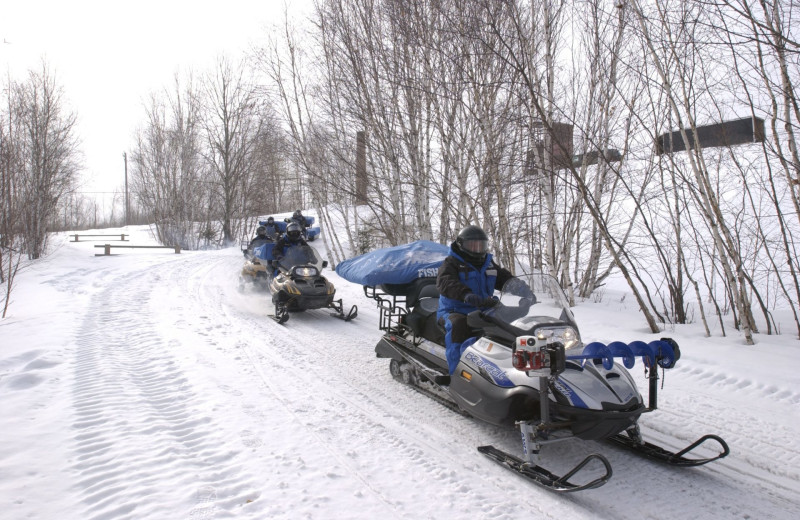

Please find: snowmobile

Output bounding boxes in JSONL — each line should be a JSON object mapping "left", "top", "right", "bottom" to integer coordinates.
{"left": 267, "top": 244, "right": 357, "bottom": 324}
{"left": 336, "top": 241, "right": 729, "bottom": 492}
{"left": 239, "top": 241, "right": 276, "bottom": 291}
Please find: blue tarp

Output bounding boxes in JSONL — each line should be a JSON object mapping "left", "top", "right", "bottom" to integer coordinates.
{"left": 253, "top": 242, "right": 276, "bottom": 261}
{"left": 336, "top": 240, "right": 449, "bottom": 286}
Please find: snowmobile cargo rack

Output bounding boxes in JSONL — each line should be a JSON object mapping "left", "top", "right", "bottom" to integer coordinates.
{"left": 94, "top": 244, "right": 181, "bottom": 256}
{"left": 72, "top": 233, "right": 128, "bottom": 242}
{"left": 363, "top": 278, "right": 438, "bottom": 335}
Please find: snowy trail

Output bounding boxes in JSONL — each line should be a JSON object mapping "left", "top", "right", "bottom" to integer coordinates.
{"left": 3, "top": 236, "right": 798, "bottom": 520}
{"left": 155, "top": 247, "right": 798, "bottom": 519}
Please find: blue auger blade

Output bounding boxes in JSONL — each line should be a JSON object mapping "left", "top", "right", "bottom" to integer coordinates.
{"left": 579, "top": 342, "right": 615, "bottom": 370}
{"left": 607, "top": 341, "right": 636, "bottom": 369}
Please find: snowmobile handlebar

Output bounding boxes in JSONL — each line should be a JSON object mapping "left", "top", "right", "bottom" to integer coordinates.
{"left": 467, "top": 303, "right": 561, "bottom": 341}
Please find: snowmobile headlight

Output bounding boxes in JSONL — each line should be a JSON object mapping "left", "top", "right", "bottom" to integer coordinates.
{"left": 537, "top": 327, "right": 580, "bottom": 350}
{"left": 293, "top": 266, "right": 319, "bottom": 277}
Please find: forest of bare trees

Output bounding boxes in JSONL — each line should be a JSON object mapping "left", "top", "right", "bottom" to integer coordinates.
{"left": 2, "top": 0, "right": 798, "bottom": 339}
{"left": 129, "top": 58, "right": 288, "bottom": 250}
{"left": 253, "top": 0, "right": 798, "bottom": 341}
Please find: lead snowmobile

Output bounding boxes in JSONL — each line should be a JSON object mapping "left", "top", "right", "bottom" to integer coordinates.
{"left": 267, "top": 244, "right": 357, "bottom": 324}
{"left": 336, "top": 241, "right": 729, "bottom": 492}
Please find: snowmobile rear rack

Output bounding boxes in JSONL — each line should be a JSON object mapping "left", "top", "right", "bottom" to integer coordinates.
{"left": 477, "top": 445, "right": 612, "bottom": 492}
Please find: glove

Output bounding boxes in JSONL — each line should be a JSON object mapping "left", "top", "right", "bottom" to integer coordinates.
{"left": 464, "top": 293, "right": 483, "bottom": 307}
{"left": 482, "top": 296, "right": 499, "bottom": 308}
{"left": 465, "top": 294, "right": 498, "bottom": 308}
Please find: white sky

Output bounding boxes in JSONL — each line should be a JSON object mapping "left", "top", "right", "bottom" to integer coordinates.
{"left": 0, "top": 0, "right": 309, "bottom": 196}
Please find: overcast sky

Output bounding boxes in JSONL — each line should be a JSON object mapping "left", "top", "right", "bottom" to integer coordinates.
{"left": 0, "top": 0, "right": 308, "bottom": 198}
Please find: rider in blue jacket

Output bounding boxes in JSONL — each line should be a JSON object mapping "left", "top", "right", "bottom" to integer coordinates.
{"left": 437, "top": 225, "right": 514, "bottom": 374}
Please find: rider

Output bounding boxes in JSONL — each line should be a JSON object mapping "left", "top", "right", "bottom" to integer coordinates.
{"left": 291, "top": 209, "right": 307, "bottom": 228}
{"left": 273, "top": 221, "right": 308, "bottom": 270}
{"left": 263, "top": 216, "right": 281, "bottom": 240}
{"left": 247, "top": 225, "right": 270, "bottom": 253}
{"left": 436, "top": 225, "right": 514, "bottom": 374}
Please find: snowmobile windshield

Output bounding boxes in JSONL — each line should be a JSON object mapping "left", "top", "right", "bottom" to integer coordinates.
{"left": 471, "top": 273, "right": 581, "bottom": 350}
{"left": 276, "top": 245, "right": 324, "bottom": 272}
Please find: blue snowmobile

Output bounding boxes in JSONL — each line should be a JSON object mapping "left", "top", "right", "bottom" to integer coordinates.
{"left": 337, "top": 241, "right": 729, "bottom": 492}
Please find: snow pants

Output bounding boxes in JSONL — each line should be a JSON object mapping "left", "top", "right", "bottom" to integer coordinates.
{"left": 443, "top": 313, "right": 477, "bottom": 374}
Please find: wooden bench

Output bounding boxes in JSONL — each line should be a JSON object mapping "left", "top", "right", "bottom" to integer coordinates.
{"left": 94, "top": 244, "right": 181, "bottom": 256}
{"left": 72, "top": 233, "right": 128, "bottom": 242}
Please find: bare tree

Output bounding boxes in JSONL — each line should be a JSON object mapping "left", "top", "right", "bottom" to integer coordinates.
{"left": 1, "top": 105, "right": 24, "bottom": 318}
{"left": 201, "top": 56, "right": 264, "bottom": 245}
{"left": 131, "top": 74, "right": 207, "bottom": 249}
{"left": 10, "top": 61, "right": 81, "bottom": 259}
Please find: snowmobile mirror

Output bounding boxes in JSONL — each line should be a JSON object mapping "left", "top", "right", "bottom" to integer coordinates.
{"left": 322, "top": 260, "right": 328, "bottom": 268}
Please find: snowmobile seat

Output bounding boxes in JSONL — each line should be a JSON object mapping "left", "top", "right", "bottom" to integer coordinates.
{"left": 379, "top": 277, "right": 438, "bottom": 309}
{"left": 402, "top": 285, "right": 445, "bottom": 344}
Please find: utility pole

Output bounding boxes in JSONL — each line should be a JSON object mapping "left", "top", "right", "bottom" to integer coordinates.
{"left": 123, "top": 151, "right": 129, "bottom": 226}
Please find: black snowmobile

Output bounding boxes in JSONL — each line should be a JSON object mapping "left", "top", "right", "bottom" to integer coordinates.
{"left": 267, "top": 245, "right": 357, "bottom": 324}
{"left": 362, "top": 273, "right": 729, "bottom": 492}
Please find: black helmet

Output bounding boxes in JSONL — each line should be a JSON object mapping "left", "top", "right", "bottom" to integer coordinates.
{"left": 286, "top": 221, "right": 303, "bottom": 241}
{"left": 256, "top": 225, "right": 267, "bottom": 237}
{"left": 456, "top": 225, "right": 489, "bottom": 265}
{"left": 267, "top": 216, "right": 274, "bottom": 224}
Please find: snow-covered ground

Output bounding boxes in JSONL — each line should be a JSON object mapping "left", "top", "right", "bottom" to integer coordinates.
{"left": 1, "top": 225, "right": 798, "bottom": 519}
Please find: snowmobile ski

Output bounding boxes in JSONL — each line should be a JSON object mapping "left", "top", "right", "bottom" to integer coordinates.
{"left": 329, "top": 299, "right": 358, "bottom": 321}
{"left": 270, "top": 302, "right": 290, "bottom": 324}
{"left": 477, "top": 445, "right": 612, "bottom": 492}
{"left": 607, "top": 432, "right": 730, "bottom": 466}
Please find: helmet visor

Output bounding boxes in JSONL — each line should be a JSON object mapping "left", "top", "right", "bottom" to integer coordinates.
{"left": 288, "top": 231, "right": 301, "bottom": 240}
{"left": 461, "top": 239, "right": 487, "bottom": 255}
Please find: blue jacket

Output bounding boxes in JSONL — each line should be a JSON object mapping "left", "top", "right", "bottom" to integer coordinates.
{"left": 436, "top": 245, "right": 510, "bottom": 321}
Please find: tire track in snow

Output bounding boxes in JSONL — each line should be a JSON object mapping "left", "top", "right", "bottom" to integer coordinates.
{"left": 150, "top": 250, "right": 427, "bottom": 518}
{"left": 629, "top": 365, "right": 800, "bottom": 500}
{"left": 69, "top": 261, "right": 255, "bottom": 519}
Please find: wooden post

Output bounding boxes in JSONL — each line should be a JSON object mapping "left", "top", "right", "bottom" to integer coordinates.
{"left": 174, "top": 246, "right": 181, "bottom": 254}
{"left": 104, "top": 244, "right": 111, "bottom": 256}
{"left": 356, "top": 131, "right": 367, "bottom": 204}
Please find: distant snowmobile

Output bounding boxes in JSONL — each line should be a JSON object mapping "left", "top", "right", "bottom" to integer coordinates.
{"left": 268, "top": 245, "right": 356, "bottom": 324}
{"left": 337, "top": 241, "right": 729, "bottom": 492}
{"left": 239, "top": 241, "right": 276, "bottom": 291}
